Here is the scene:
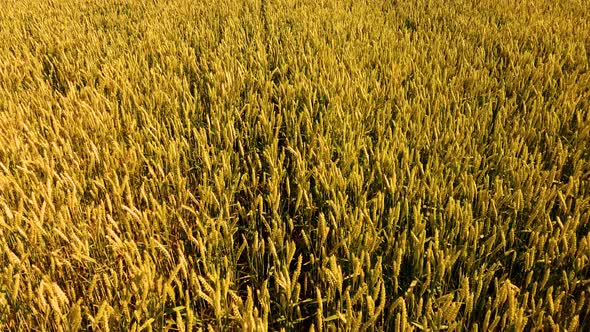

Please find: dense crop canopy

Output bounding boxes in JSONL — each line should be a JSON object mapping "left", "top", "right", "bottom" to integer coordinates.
{"left": 0, "top": 0, "right": 589, "bottom": 330}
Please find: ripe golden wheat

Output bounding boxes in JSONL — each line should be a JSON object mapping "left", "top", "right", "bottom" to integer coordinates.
{"left": 0, "top": 0, "right": 589, "bottom": 330}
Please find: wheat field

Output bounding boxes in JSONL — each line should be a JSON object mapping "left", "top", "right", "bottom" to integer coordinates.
{"left": 0, "top": 0, "right": 589, "bottom": 330}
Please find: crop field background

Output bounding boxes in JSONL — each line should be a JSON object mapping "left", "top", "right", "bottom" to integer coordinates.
{"left": 0, "top": 0, "right": 589, "bottom": 330}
